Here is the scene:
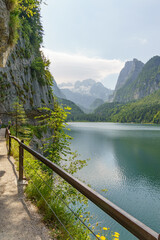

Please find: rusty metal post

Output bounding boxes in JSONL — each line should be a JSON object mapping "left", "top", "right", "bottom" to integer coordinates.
{"left": 19, "top": 140, "right": 24, "bottom": 181}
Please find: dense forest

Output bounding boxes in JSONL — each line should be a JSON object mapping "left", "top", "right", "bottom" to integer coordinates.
{"left": 66, "top": 89, "right": 160, "bottom": 124}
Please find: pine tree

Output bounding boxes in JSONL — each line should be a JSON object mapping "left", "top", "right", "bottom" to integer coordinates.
{"left": 12, "top": 98, "right": 27, "bottom": 137}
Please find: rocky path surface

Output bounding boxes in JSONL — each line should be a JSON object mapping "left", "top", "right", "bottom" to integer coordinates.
{"left": 0, "top": 128, "right": 52, "bottom": 240}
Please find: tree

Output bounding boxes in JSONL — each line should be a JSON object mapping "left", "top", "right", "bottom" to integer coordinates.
{"left": 35, "top": 99, "right": 89, "bottom": 218}
{"left": 12, "top": 98, "right": 27, "bottom": 137}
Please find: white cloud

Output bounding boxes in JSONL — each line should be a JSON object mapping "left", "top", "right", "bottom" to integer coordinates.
{"left": 42, "top": 48, "right": 124, "bottom": 88}
{"left": 134, "top": 37, "right": 148, "bottom": 45}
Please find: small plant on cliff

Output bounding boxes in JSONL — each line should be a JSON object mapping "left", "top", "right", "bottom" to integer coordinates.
{"left": 8, "top": 6, "right": 20, "bottom": 46}
{"left": 6, "top": 0, "right": 18, "bottom": 11}
{"left": 12, "top": 98, "right": 27, "bottom": 137}
{"left": 7, "top": 0, "right": 43, "bottom": 47}
{"left": 31, "top": 52, "right": 53, "bottom": 86}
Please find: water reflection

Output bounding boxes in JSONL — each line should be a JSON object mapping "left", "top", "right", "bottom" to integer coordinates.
{"left": 68, "top": 122, "right": 160, "bottom": 239}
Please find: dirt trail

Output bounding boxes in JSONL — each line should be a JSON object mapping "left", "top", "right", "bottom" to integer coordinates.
{"left": 0, "top": 128, "right": 52, "bottom": 240}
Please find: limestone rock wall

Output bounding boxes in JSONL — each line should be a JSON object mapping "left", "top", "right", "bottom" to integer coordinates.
{"left": 0, "top": 37, "right": 53, "bottom": 123}
{"left": 0, "top": 0, "right": 11, "bottom": 67}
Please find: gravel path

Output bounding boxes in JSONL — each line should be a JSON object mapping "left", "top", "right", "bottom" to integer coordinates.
{"left": 0, "top": 128, "right": 52, "bottom": 240}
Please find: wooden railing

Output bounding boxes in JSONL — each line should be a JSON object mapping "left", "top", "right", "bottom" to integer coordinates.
{"left": 5, "top": 128, "right": 160, "bottom": 240}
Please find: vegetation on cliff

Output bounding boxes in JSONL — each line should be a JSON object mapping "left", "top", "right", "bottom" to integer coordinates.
{"left": 10, "top": 101, "right": 93, "bottom": 239}
{"left": 68, "top": 89, "right": 160, "bottom": 124}
{"left": 0, "top": 0, "right": 54, "bottom": 118}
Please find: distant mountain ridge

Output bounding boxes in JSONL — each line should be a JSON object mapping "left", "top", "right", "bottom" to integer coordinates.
{"left": 59, "top": 79, "right": 113, "bottom": 112}
{"left": 52, "top": 55, "right": 160, "bottom": 122}
{"left": 58, "top": 98, "right": 84, "bottom": 121}
{"left": 52, "top": 79, "right": 66, "bottom": 99}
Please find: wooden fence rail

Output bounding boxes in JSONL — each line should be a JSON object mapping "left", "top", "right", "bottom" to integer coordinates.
{"left": 5, "top": 128, "right": 160, "bottom": 240}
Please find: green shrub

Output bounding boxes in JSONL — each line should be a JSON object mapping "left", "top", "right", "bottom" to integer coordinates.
{"left": 8, "top": 11, "right": 20, "bottom": 46}
{"left": 6, "top": 0, "right": 18, "bottom": 11}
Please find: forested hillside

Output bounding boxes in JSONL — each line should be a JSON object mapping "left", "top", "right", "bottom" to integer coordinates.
{"left": 58, "top": 98, "right": 84, "bottom": 121}
{"left": 114, "top": 56, "right": 160, "bottom": 103}
{"left": 72, "top": 89, "right": 160, "bottom": 123}
{"left": 97, "top": 89, "right": 160, "bottom": 123}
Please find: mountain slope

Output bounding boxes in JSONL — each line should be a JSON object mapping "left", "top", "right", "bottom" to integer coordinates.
{"left": 114, "top": 56, "right": 160, "bottom": 103}
{"left": 94, "top": 89, "right": 160, "bottom": 123}
{"left": 115, "top": 58, "right": 144, "bottom": 91}
{"left": 58, "top": 98, "right": 84, "bottom": 121}
{"left": 52, "top": 79, "right": 66, "bottom": 99}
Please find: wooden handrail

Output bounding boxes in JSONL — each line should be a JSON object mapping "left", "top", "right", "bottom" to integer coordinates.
{"left": 5, "top": 128, "right": 160, "bottom": 240}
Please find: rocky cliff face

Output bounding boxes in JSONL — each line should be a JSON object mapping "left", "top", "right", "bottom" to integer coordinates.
{"left": 131, "top": 56, "right": 160, "bottom": 99}
{"left": 0, "top": 1, "right": 54, "bottom": 124}
{"left": 0, "top": 0, "right": 11, "bottom": 67}
{"left": 52, "top": 79, "right": 66, "bottom": 99}
{"left": 0, "top": 37, "right": 53, "bottom": 123}
{"left": 113, "top": 56, "right": 160, "bottom": 103}
{"left": 115, "top": 59, "right": 144, "bottom": 91}
{"left": 113, "top": 58, "right": 144, "bottom": 102}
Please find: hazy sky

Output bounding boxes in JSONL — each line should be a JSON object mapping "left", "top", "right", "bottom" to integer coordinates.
{"left": 41, "top": 0, "right": 160, "bottom": 89}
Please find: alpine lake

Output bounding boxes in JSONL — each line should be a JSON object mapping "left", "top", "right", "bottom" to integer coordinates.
{"left": 67, "top": 122, "right": 160, "bottom": 240}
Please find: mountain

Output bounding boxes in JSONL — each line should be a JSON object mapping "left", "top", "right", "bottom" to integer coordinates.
{"left": 114, "top": 56, "right": 160, "bottom": 103}
{"left": 115, "top": 59, "right": 144, "bottom": 91}
{"left": 59, "top": 79, "right": 113, "bottom": 112}
{"left": 57, "top": 56, "right": 160, "bottom": 123}
{"left": 73, "top": 88, "right": 160, "bottom": 123}
{"left": 114, "top": 58, "right": 144, "bottom": 102}
{"left": 90, "top": 98, "right": 104, "bottom": 110}
{"left": 52, "top": 79, "right": 66, "bottom": 99}
{"left": 57, "top": 98, "right": 84, "bottom": 121}
{"left": 93, "top": 88, "right": 160, "bottom": 123}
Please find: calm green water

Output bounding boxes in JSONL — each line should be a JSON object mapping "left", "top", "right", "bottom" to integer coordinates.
{"left": 68, "top": 122, "right": 160, "bottom": 240}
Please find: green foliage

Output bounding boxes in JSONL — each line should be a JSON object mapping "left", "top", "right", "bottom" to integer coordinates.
{"left": 20, "top": 0, "right": 43, "bottom": 50}
{"left": 114, "top": 56, "right": 160, "bottom": 103}
{"left": 57, "top": 98, "right": 84, "bottom": 121}
{"left": 0, "top": 76, "right": 6, "bottom": 101}
{"left": 109, "top": 89, "right": 160, "bottom": 123}
{"left": 11, "top": 138, "right": 91, "bottom": 239}
{"left": 6, "top": 0, "right": 18, "bottom": 11}
{"left": 12, "top": 98, "right": 28, "bottom": 137}
{"left": 7, "top": 0, "right": 43, "bottom": 48}
{"left": 32, "top": 100, "right": 94, "bottom": 238}
{"left": 19, "top": 0, "right": 42, "bottom": 17}
{"left": 0, "top": 74, "right": 11, "bottom": 102}
{"left": 31, "top": 53, "right": 53, "bottom": 85}
{"left": 8, "top": 9, "right": 20, "bottom": 46}
{"left": 9, "top": 99, "right": 93, "bottom": 239}
{"left": 35, "top": 101, "right": 72, "bottom": 164}
{"left": 7, "top": 0, "right": 53, "bottom": 88}
{"left": 71, "top": 89, "right": 160, "bottom": 124}
{"left": 153, "top": 111, "right": 160, "bottom": 124}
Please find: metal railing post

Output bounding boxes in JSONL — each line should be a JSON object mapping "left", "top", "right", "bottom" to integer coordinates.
{"left": 19, "top": 140, "right": 24, "bottom": 181}
{"left": 9, "top": 135, "right": 11, "bottom": 155}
